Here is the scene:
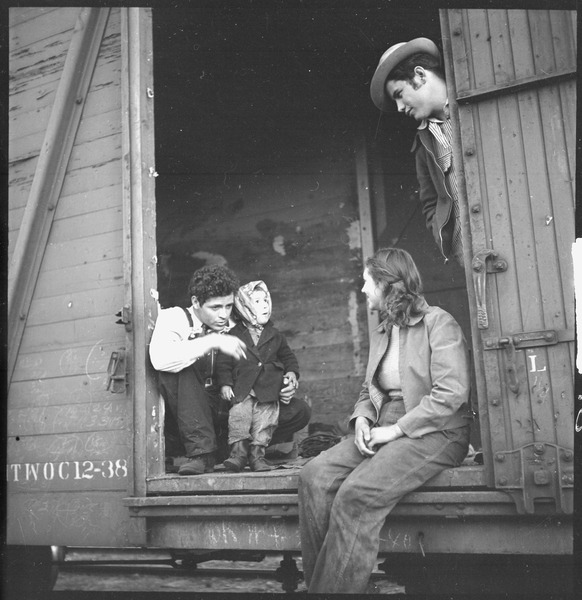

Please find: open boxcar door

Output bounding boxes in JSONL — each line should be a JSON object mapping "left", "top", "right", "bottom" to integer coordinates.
{"left": 7, "top": 7, "right": 156, "bottom": 548}
{"left": 440, "top": 8, "right": 575, "bottom": 515}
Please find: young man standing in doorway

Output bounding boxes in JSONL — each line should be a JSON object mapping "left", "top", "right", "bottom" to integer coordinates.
{"left": 370, "top": 37, "right": 464, "bottom": 266}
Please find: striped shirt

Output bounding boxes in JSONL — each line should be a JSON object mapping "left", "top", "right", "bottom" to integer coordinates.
{"left": 423, "top": 111, "right": 464, "bottom": 265}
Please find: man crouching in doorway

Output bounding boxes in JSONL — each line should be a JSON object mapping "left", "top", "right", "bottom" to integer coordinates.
{"left": 149, "top": 264, "right": 311, "bottom": 475}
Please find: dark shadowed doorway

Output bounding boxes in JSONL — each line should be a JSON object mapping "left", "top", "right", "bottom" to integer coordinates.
{"left": 151, "top": 0, "right": 472, "bottom": 434}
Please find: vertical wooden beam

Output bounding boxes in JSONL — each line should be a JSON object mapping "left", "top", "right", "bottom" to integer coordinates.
{"left": 121, "top": 7, "right": 159, "bottom": 513}
{"left": 371, "top": 154, "right": 387, "bottom": 243}
{"left": 355, "top": 135, "right": 380, "bottom": 338}
{"left": 7, "top": 7, "right": 110, "bottom": 386}
{"left": 440, "top": 8, "right": 493, "bottom": 484}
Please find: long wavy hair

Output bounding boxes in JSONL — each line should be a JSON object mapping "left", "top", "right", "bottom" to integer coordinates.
{"left": 365, "top": 248, "right": 427, "bottom": 327}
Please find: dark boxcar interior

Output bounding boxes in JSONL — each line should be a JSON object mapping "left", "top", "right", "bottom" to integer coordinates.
{"left": 152, "top": 0, "right": 473, "bottom": 435}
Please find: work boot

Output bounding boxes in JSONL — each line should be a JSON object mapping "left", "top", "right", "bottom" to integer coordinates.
{"left": 249, "top": 445, "right": 273, "bottom": 472}
{"left": 165, "top": 456, "right": 179, "bottom": 474}
{"left": 178, "top": 453, "right": 215, "bottom": 476}
{"left": 223, "top": 440, "right": 249, "bottom": 472}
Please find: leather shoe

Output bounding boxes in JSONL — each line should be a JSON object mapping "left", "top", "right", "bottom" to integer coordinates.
{"left": 224, "top": 440, "right": 250, "bottom": 472}
{"left": 249, "top": 445, "right": 273, "bottom": 472}
{"left": 178, "top": 454, "right": 215, "bottom": 476}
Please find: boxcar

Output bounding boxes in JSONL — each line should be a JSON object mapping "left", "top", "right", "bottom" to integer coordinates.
{"left": 6, "top": 4, "right": 576, "bottom": 595}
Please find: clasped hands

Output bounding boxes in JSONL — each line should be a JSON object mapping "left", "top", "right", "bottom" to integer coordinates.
{"left": 354, "top": 416, "right": 403, "bottom": 456}
{"left": 279, "top": 371, "right": 298, "bottom": 404}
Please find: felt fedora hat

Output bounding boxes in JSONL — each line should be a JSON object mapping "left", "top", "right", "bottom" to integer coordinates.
{"left": 370, "top": 37, "right": 440, "bottom": 112}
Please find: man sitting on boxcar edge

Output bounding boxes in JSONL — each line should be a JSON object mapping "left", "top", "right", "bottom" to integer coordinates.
{"left": 149, "top": 264, "right": 311, "bottom": 476}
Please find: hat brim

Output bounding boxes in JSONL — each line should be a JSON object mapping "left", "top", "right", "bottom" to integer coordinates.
{"left": 370, "top": 38, "right": 440, "bottom": 112}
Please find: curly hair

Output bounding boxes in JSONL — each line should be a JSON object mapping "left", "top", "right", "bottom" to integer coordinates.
{"left": 387, "top": 52, "right": 445, "bottom": 85}
{"left": 365, "top": 248, "right": 427, "bottom": 327}
{"left": 188, "top": 265, "right": 240, "bottom": 306}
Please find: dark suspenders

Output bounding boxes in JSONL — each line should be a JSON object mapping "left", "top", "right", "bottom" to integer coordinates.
{"left": 182, "top": 307, "right": 215, "bottom": 388}
{"left": 181, "top": 307, "right": 197, "bottom": 339}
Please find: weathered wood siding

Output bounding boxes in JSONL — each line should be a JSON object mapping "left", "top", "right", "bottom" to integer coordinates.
{"left": 442, "top": 9, "right": 575, "bottom": 512}
{"left": 7, "top": 7, "right": 137, "bottom": 545}
{"left": 9, "top": 8, "right": 77, "bottom": 253}
{"left": 155, "top": 150, "right": 369, "bottom": 429}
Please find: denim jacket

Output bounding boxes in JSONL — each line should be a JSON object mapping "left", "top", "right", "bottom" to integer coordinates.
{"left": 350, "top": 305, "right": 471, "bottom": 438}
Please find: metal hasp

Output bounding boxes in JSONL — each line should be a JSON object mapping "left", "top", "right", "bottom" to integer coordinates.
{"left": 106, "top": 349, "right": 127, "bottom": 393}
{"left": 493, "top": 442, "right": 573, "bottom": 514}
{"left": 472, "top": 249, "right": 507, "bottom": 329}
{"left": 483, "top": 329, "right": 574, "bottom": 395}
{"left": 483, "top": 329, "right": 570, "bottom": 351}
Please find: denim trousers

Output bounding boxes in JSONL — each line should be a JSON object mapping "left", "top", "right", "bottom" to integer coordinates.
{"left": 298, "top": 400, "right": 469, "bottom": 594}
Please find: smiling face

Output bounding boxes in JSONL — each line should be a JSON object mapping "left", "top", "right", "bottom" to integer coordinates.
{"left": 192, "top": 294, "right": 234, "bottom": 332}
{"left": 386, "top": 67, "right": 447, "bottom": 122}
{"left": 361, "top": 268, "right": 384, "bottom": 312}
{"left": 250, "top": 290, "right": 271, "bottom": 325}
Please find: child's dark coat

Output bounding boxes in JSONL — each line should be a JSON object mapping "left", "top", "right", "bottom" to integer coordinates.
{"left": 216, "top": 322, "right": 300, "bottom": 403}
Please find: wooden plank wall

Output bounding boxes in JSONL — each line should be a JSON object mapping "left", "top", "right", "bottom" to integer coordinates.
{"left": 8, "top": 9, "right": 77, "bottom": 258}
{"left": 156, "top": 150, "right": 369, "bottom": 430}
{"left": 7, "top": 8, "right": 135, "bottom": 546}
{"left": 446, "top": 9, "right": 576, "bottom": 459}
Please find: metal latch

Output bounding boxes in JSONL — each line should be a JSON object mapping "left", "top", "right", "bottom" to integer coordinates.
{"left": 483, "top": 329, "right": 572, "bottom": 351}
{"left": 115, "top": 305, "right": 132, "bottom": 332}
{"left": 107, "top": 349, "right": 127, "bottom": 393}
{"left": 499, "top": 337, "right": 519, "bottom": 394}
{"left": 472, "top": 249, "right": 507, "bottom": 329}
{"left": 483, "top": 329, "right": 574, "bottom": 396}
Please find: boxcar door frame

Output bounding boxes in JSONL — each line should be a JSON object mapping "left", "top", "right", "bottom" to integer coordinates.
{"left": 7, "top": 6, "right": 155, "bottom": 548}
{"left": 120, "top": 6, "right": 161, "bottom": 511}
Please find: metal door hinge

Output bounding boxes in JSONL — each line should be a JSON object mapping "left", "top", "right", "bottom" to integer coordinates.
{"left": 107, "top": 349, "right": 128, "bottom": 393}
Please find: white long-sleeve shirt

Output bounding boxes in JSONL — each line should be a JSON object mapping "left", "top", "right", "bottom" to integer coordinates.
{"left": 148, "top": 306, "right": 232, "bottom": 373}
